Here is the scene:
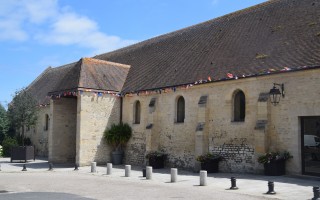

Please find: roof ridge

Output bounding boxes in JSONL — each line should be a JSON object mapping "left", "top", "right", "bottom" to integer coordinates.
{"left": 84, "top": 57, "right": 130, "bottom": 68}
{"left": 77, "top": 58, "right": 84, "bottom": 90}
{"left": 51, "top": 61, "right": 78, "bottom": 70}
{"left": 27, "top": 66, "right": 52, "bottom": 91}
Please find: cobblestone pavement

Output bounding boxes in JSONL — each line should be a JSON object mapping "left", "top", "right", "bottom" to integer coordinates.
{"left": 0, "top": 158, "right": 319, "bottom": 200}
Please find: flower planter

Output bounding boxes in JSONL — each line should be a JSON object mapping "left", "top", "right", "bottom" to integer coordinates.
{"left": 111, "top": 151, "right": 123, "bottom": 165}
{"left": 148, "top": 155, "right": 165, "bottom": 169}
{"left": 10, "top": 146, "right": 35, "bottom": 163}
{"left": 264, "top": 160, "right": 285, "bottom": 176}
{"left": 200, "top": 159, "right": 219, "bottom": 173}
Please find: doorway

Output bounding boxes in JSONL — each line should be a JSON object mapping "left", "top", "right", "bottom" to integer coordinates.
{"left": 301, "top": 116, "right": 320, "bottom": 176}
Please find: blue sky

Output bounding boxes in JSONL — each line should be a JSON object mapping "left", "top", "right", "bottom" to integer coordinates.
{"left": 0, "top": 0, "right": 266, "bottom": 107}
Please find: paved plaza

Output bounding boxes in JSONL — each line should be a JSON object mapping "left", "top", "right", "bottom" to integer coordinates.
{"left": 0, "top": 158, "right": 319, "bottom": 199}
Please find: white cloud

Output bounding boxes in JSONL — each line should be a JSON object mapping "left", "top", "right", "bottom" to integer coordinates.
{"left": 211, "top": 0, "right": 220, "bottom": 6}
{"left": 0, "top": 19, "right": 28, "bottom": 41}
{"left": 23, "top": 0, "right": 58, "bottom": 23}
{"left": 0, "top": 0, "right": 137, "bottom": 53}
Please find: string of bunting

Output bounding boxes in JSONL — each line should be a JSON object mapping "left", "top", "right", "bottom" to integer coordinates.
{"left": 39, "top": 89, "right": 121, "bottom": 107}
{"left": 122, "top": 65, "right": 316, "bottom": 97}
{"left": 46, "top": 89, "right": 121, "bottom": 100}
{"left": 39, "top": 65, "right": 317, "bottom": 105}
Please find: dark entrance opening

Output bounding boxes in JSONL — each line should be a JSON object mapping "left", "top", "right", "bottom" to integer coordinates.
{"left": 301, "top": 116, "right": 320, "bottom": 176}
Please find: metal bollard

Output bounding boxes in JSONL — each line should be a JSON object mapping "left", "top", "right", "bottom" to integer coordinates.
{"left": 171, "top": 168, "right": 178, "bottom": 183}
{"left": 266, "top": 181, "right": 276, "bottom": 194}
{"left": 74, "top": 163, "right": 79, "bottom": 171}
{"left": 22, "top": 164, "right": 27, "bottom": 171}
{"left": 230, "top": 177, "right": 238, "bottom": 190}
{"left": 107, "top": 163, "right": 112, "bottom": 175}
{"left": 313, "top": 186, "right": 320, "bottom": 200}
{"left": 146, "top": 166, "right": 152, "bottom": 180}
{"left": 142, "top": 168, "right": 146, "bottom": 177}
{"left": 48, "top": 162, "right": 53, "bottom": 171}
{"left": 200, "top": 170, "right": 207, "bottom": 186}
{"left": 91, "top": 162, "right": 96, "bottom": 173}
{"left": 125, "top": 165, "right": 131, "bottom": 177}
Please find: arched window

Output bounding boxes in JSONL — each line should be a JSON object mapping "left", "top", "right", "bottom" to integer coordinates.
{"left": 233, "top": 90, "right": 245, "bottom": 122}
{"left": 45, "top": 114, "right": 49, "bottom": 131}
{"left": 134, "top": 101, "right": 141, "bottom": 124}
{"left": 176, "top": 96, "right": 185, "bottom": 123}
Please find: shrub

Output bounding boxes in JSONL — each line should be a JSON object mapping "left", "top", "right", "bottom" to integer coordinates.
{"left": 16, "top": 135, "right": 32, "bottom": 146}
{"left": 258, "top": 151, "right": 293, "bottom": 164}
{"left": 2, "top": 136, "right": 18, "bottom": 157}
{"left": 196, "top": 153, "right": 223, "bottom": 163}
{"left": 103, "top": 123, "right": 132, "bottom": 151}
{"left": 145, "top": 150, "right": 167, "bottom": 159}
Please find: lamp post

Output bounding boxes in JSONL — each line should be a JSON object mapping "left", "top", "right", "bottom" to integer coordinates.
{"left": 269, "top": 83, "right": 285, "bottom": 106}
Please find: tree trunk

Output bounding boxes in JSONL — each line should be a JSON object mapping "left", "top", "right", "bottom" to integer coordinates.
{"left": 21, "top": 125, "right": 25, "bottom": 147}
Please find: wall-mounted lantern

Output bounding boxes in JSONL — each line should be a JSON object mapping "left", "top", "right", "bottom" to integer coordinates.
{"left": 269, "top": 83, "right": 285, "bottom": 106}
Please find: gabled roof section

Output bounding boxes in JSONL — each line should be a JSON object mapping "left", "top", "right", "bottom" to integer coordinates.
{"left": 78, "top": 58, "right": 130, "bottom": 91}
{"left": 28, "top": 58, "right": 130, "bottom": 105}
{"left": 94, "top": 0, "right": 320, "bottom": 93}
{"left": 27, "top": 62, "right": 77, "bottom": 105}
{"left": 49, "top": 58, "right": 130, "bottom": 94}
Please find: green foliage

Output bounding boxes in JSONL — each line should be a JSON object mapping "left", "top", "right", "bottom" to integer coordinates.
{"left": 196, "top": 153, "right": 223, "bottom": 163}
{"left": 2, "top": 136, "right": 18, "bottom": 157}
{"left": 7, "top": 88, "right": 38, "bottom": 146}
{"left": 145, "top": 150, "right": 167, "bottom": 159}
{"left": 16, "top": 134, "right": 32, "bottom": 146}
{"left": 258, "top": 151, "right": 293, "bottom": 164}
{"left": 0, "top": 103, "right": 9, "bottom": 144}
{"left": 103, "top": 123, "right": 132, "bottom": 151}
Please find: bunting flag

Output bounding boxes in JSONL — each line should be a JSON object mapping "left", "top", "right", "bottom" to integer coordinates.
{"left": 44, "top": 65, "right": 315, "bottom": 101}
{"left": 282, "top": 67, "right": 291, "bottom": 71}
{"left": 227, "top": 73, "right": 233, "bottom": 78}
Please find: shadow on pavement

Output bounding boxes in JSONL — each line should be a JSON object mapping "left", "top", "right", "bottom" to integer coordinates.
{"left": 0, "top": 192, "right": 94, "bottom": 200}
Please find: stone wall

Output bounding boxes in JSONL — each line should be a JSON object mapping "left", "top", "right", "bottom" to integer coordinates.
{"left": 122, "top": 68, "right": 320, "bottom": 174}
{"left": 25, "top": 106, "right": 50, "bottom": 156}
{"left": 49, "top": 98, "right": 77, "bottom": 163}
{"left": 76, "top": 92, "right": 120, "bottom": 166}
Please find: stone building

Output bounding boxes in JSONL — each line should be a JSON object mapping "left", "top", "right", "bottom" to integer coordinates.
{"left": 25, "top": 0, "right": 320, "bottom": 176}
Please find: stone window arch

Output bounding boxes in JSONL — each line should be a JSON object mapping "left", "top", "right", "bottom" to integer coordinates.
{"left": 176, "top": 96, "right": 185, "bottom": 123}
{"left": 233, "top": 90, "right": 245, "bottom": 122}
{"left": 134, "top": 100, "right": 141, "bottom": 124}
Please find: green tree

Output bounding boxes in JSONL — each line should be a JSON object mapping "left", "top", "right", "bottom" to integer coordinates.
{"left": 7, "top": 88, "right": 38, "bottom": 146}
{"left": 0, "top": 103, "right": 9, "bottom": 144}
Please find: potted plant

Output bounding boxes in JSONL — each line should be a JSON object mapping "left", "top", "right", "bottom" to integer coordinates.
{"left": 103, "top": 123, "right": 132, "bottom": 165}
{"left": 146, "top": 151, "right": 167, "bottom": 169}
{"left": 196, "top": 153, "right": 223, "bottom": 173}
{"left": 258, "top": 151, "right": 293, "bottom": 176}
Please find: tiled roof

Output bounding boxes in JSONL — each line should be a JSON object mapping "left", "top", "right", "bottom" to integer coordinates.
{"left": 27, "top": 58, "right": 130, "bottom": 104}
{"left": 78, "top": 58, "right": 130, "bottom": 91}
{"left": 27, "top": 63, "right": 76, "bottom": 105}
{"left": 94, "top": 0, "right": 320, "bottom": 93}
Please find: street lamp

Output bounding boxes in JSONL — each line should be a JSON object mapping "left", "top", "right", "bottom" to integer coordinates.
{"left": 269, "top": 83, "right": 285, "bottom": 106}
